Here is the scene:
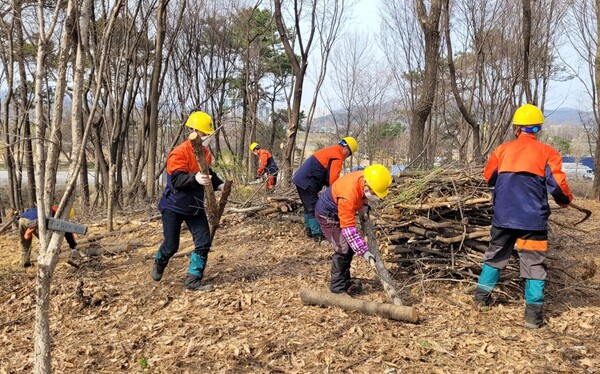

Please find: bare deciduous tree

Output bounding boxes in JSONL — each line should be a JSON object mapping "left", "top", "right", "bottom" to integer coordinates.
{"left": 273, "top": 0, "right": 318, "bottom": 184}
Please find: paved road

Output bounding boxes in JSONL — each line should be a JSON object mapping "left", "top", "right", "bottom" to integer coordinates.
{"left": 0, "top": 171, "right": 97, "bottom": 185}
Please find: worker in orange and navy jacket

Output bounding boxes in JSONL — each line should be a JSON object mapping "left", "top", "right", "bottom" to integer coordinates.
{"left": 474, "top": 103, "right": 573, "bottom": 329}
{"left": 292, "top": 137, "right": 358, "bottom": 242}
{"left": 315, "top": 164, "right": 393, "bottom": 294}
{"left": 250, "top": 143, "right": 279, "bottom": 192}
{"left": 152, "top": 111, "right": 224, "bottom": 292}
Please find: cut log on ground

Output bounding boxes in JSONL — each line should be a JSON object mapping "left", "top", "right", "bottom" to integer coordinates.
{"left": 299, "top": 287, "right": 418, "bottom": 323}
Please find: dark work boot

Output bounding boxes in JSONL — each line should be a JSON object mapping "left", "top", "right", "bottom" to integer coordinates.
{"left": 151, "top": 259, "right": 167, "bottom": 281}
{"left": 21, "top": 247, "right": 32, "bottom": 268}
{"left": 474, "top": 287, "right": 493, "bottom": 309}
{"left": 305, "top": 227, "right": 313, "bottom": 238}
{"left": 524, "top": 304, "right": 543, "bottom": 329}
{"left": 330, "top": 252, "right": 353, "bottom": 294}
{"left": 183, "top": 275, "right": 214, "bottom": 292}
{"left": 347, "top": 279, "right": 363, "bottom": 296}
{"left": 313, "top": 233, "right": 326, "bottom": 244}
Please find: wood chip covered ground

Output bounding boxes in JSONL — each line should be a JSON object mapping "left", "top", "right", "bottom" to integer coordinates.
{"left": 1, "top": 174, "right": 600, "bottom": 373}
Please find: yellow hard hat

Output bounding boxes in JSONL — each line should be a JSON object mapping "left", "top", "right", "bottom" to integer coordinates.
{"left": 363, "top": 164, "right": 393, "bottom": 199}
{"left": 340, "top": 136, "right": 358, "bottom": 155}
{"left": 70, "top": 208, "right": 75, "bottom": 220}
{"left": 512, "top": 104, "right": 544, "bottom": 126}
{"left": 185, "top": 111, "right": 214, "bottom": 134}
{"left": 250, "top": 142, "right": 260, "bottom": 151}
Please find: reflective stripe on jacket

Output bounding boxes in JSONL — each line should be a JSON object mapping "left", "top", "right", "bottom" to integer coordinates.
{"left": 292, "top": 144, "right": 345, "bottom": 190}
{"left": 484, "top": 133, "right": 573, "bottom": 230}
{"left": 157, "top": 139, "right": 223, "bottom": 216}
{"left": 315, "top": 171, "right": 366, "bottom": 229}
{"left": 257, "top": 149, "right": 279, "bottom": 176}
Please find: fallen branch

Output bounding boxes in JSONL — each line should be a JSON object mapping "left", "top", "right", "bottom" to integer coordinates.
{"left": 360, "top": 213, "right": 404, "bottom": 306}
{"left": 395, "top": 197, "right": 491, "bottom": 210}
{"left": 211, "top": 178, "right": 233, "bottom": 240}
{"left": 225, "top": 206, "right": 266, "bottom": 214}
{"left": 0, "top": 216, "right": 18, "bottom": 235}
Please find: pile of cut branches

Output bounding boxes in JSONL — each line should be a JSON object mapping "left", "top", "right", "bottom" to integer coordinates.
{"left": 374, "top": 169, "right": 594, "bottom": 297}
{"left": 374, "top": 169, "right": 507, "bottom": 281}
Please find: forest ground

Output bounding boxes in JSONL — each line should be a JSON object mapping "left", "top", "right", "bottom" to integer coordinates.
{"left": 1, "top": 195, "right": 599, "bottom": 373}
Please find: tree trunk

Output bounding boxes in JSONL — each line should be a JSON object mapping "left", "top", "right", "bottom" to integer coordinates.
{"left": 1, "top": 21, "right": 17, "bottom": 210}
{"left": 408, "top": 0, "right": 443, "bottom": 168}
{"left": 594, "top": 0, "right": 600, "bottom": 199}
{"left": 443, "top": 0, "right": 483, "bottom": 165}
{"left": 282, "top": 72, "right": 305, "bottom": 184}
{"left": 72, "top": 0, "right": 91, "bottom": 208}
{"left": 522, "top": 0, "right": 533, "bottom": 103}
{"left": 34, "top": 265, "right": 52, "bottom": 373}
{"left": 273, "top": 0, "right": 316, "bottom": 186}
{"left": 146, "top": 0, "right": 168, "bottom": 199}
{"left": 14, "top": 0, "right": 36, "bottom": 207}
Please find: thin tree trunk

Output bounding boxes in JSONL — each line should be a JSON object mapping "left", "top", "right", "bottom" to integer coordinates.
{"left": 33, "top": 0, "right": 62, "bottom": 368}
{"left": 1, "top": 10, "right": 17, "bottom": 210}
{"left": 273, "top": 0, "right": 316, "bottom": 185}
{"left": 13, "top": 0, "right": 36, "bottom": 206}
{"left": 146, "top": 0, "right": 168, "bottom": 198}
{"left": 408, "top": 0, "right": 443, "bottom": 168}
{"left": 594, "top": 0, "right": 600, "bottom": 199}
{"left": 522, "top": 0, "right": 533, "bottom": 103}
{"left": 443, "top": 0, "right": 482, "bottom": 165}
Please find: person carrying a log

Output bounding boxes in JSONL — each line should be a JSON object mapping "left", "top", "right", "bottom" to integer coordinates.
{"left": 151, "top": 111, "right": 225, "bottom": 291}
{"left": 292, "top": 137, "right": 358, "bottom": 242}
{"left": 19, "top": 206, "right": 79, "bottom": 268}
{"left": 250, "top": 142, "right": 279, "bottom": 193}
{"left": 315, "top": 164, "right": 393, "bottom": 295}
{"left": 474, "top": 103, "right": 573, "bottom": 329}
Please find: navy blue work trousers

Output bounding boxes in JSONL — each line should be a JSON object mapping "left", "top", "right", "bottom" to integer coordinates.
{"left": 296, "top": 185, "right": 320, "bottom": 218}
{"left": 158, "top": 208, "right": 211, "bottom": 260}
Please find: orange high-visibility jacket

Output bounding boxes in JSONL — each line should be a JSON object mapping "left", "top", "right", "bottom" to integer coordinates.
{"left": 158, "top": 139, "right": 223, "bottom": 215}
{"left": 315, "top": 171, "right": 366, "bottom": 228}
{"left": 256, "top": 149, "right": 279, "bottom": 176}
{"left": 292, "top": 144, "right": 346, "bottom": 191}
{"left": 484, "top": 133, "right": 573, "bottom": 230}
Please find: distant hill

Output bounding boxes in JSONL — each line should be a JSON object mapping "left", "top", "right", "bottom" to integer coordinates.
{"left": 544, "top": 108, "right": 593, "bottom": 126}
{"left": 309, "top": 107, "right": 592, "bottom": 130}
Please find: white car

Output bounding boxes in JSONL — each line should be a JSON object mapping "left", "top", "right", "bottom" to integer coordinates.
{"left": 562, "top": 163, "right": 594, "bottom": 180}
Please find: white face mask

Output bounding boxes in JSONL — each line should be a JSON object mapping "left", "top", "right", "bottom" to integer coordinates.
{"left": 365, "top": 190, "right": 379, "bottom": 202}
{"left": 201, "top": 135, "right": 211, "bottom": 146}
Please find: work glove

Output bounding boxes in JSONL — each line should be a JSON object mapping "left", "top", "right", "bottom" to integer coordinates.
{"left": 195, "top": 172, "right": 212, "bottom": 186}
{"left": 559, "top": 203, "right": 570, "bottom": 208}
{"left": 363, "top": 251, "right": 375, "bottom": 264}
